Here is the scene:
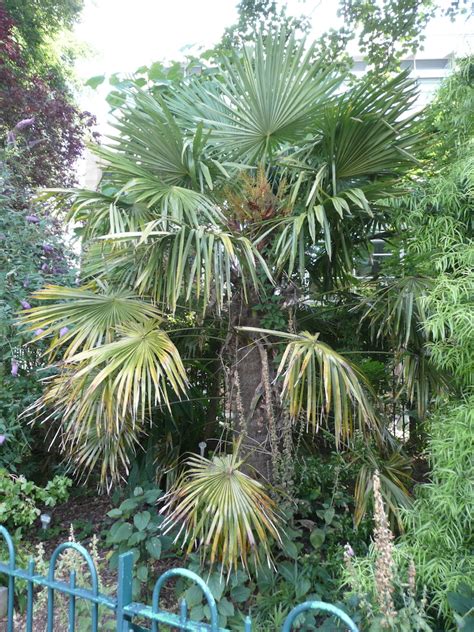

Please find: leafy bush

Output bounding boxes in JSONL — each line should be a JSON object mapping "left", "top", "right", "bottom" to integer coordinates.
{"left": 0, "top": 4, "right": 94, "bottom": 188}
{"left": 0, "top": 468, "right": 71, "bottom": 529}
{"left": 401, "top": 400, "right": 474, "bottom": 625}
{"left": 105, "top": 485, "right": 171, "bottom": 598}
{"left": 176, "top": 557, "right": 250, "bottom": 629}
{"left": 0, "top": 150, "right": 75, "bottom": 471}
{"left": 296, "top": 453, "right": 372, "bottom": 564}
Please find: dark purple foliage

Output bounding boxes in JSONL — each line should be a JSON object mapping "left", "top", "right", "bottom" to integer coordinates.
{"left": 0, "top": 5, "right": 95, "bottom": 188}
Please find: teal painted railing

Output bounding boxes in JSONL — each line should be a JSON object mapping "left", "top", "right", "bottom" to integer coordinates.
{"left": 0, "top": 526, "right": 359, "bottom": 631}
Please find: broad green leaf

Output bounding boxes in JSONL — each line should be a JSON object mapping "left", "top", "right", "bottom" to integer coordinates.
{"left": 217, "top": 598, "right": 234, "bottom": 617}
{"left": 184, "top": 584, "right": 203, "bottom": 608}
{"left": 134, "top": 511, "right": 151, "bottom": 531}
{"left": 208, "top": 574, "right": 225, "bottom": 601}
{"left": 145, "top": 536, "right": 162, "bottom": 559}
{"left": 230, "top": 585, "right": 251, "bottom": 603}
{"left": 324, "top": 507, "right": 335, "bottom": 525}
{"left": 112, "top": 522, "right": 133, "bottom": 543}
{"left": 128, "top": 531, "right": 146, "bottom": 546}
{"left": 120, "top": 498, "right": 139, "bottom": 513}
{"left": 107, "top": 508, "right": 122, "bottom": 519}
{"left": 190, "top": 605, "right": 204, "bottom": 621}
{"left": 144, "top": 489, "right": 162, "bottom": 504}
{"left": 296, "top": 577, "right": 312, "bottom": 599}
{"left": 310, "top": 528, "right": 326, "bottom": 549}
{"left": 137, "top": 564, "right": 148, "bottom": 583}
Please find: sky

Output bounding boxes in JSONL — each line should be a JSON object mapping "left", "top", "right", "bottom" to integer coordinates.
{"left": 74, "top": 0, "right": 338, "bottom": 76}
{"left": 73, "top": 0, "right": 473, "bottom": 132}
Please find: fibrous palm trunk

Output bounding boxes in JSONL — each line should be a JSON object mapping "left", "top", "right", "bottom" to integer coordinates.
{"left": 228, "top": 288, "right": 280, "bottom": 480}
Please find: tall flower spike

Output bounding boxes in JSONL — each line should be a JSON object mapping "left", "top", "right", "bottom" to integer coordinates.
{"left": 373, "top": 470, "right": 397, "bottom": 626}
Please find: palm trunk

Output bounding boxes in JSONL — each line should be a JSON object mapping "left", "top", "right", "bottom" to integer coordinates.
{"left": 228, "top": 288, "right": 280, "bottom": 480}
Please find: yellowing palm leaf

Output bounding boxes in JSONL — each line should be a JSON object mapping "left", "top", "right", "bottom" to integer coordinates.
{"left": 20, "top": 287, "right": 187, "bottom": 487}
{"left": 21, "top": 284, "right": 162, "bottom": 357}
{"left": 160, "top": 451, "right": 281, "bottom": 574}
{"left": 67, "top": 320, "right": 187, "bottom": 418}
{"left": 238, "top": 327, "right": 377, "bottom": 445}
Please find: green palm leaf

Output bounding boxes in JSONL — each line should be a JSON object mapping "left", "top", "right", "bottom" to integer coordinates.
{"left": 360, "top": 276, "right": 448, "bottom": 417}
{"left": 36, "top": 188, "right": 152, "bottom": 240}
{"left": 353, "top": 446, "right": 413, "bottom": 529}
{"left": 99, "top": 90, "right": 222, "bottom": 191}
{"left": 315, "top": 71, "right": 421, "bottom": 182}
{"left": 271, "top": 72, "right": 423, "bottom": 277}
{"left": 191, "top": 29, "right": 340, "bottom": 161}
{"left": 361, "top": 276, "right": 432, "bottom": 347}
{"left": 86, "top": 223, "right": 271, "bottom": 313}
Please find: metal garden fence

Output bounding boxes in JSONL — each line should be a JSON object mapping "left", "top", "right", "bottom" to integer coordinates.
{"left": 0, "top": 526, "right": 359, "bottom": 631}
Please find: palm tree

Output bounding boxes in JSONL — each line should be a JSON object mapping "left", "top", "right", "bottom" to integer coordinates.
{"left": 22, "top": 29, "right": 423, "bottom": 490}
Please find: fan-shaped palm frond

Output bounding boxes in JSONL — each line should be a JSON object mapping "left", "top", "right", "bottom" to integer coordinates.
{"left": 20, "top": 288, "right": 188, "bottom": 487}
{"left": 314, "top": 71, "right": 421, "bottom": 182}
{"left": 400, "top": 349, "right": 448, "bottom": 419}
{"left": 100, "top": 90, "right": 224, "bottom": 191}
{"left": 33, "top": 369, "right": 142, "bottom": 489}
{"left": 160, "top": 450, "right": 281, "bottom": 574}
{"left": 187, "top": 29, "right": 340, "bottom": 161}
{"left": 238, "top": 327, "right": 377, "bottom": 445}
{"left": 21, "top": 284, "right": 162, "bottom": 356}
{"left": 359, "top": 276, "right": 448, "bottom": 418}
{"left": 361, "top": 276, "right": 432, "bottom": 347}
{"left": 36, "top": 187, "right": 152, "bottom": 240}
{"left": 270, "top": 73, "right": 422, "bottom": 279}
{"left": 27, "top": 323, "right": 186, "bottom": 487}
{"left": 71, "top": 413, "right": 141, "bottom": 490}
{"left": 67, "top": 320, "right": 187, "bottom": 416}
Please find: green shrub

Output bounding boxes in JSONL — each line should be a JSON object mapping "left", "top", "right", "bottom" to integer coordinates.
{"left": 105, "top": 485, "right": 172, "bottom": 598}
{"left": 0, "top": 468, "right": 71, "bottom": 529}
{"left": 402, "top": 399, "right": 474, "bottom": 625}
{"left": 0, "top": 149, "right": 74, "bottom": 473}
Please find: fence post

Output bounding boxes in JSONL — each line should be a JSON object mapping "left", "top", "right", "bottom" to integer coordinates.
{"left": 116, "top": 552, "right": 134, "bottom": 632}
{"left": 0, "top": 526, "right": 16, "bottom": 632}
